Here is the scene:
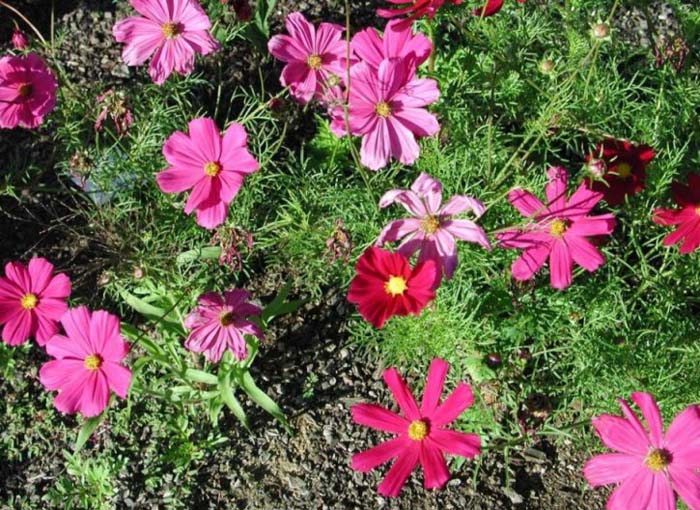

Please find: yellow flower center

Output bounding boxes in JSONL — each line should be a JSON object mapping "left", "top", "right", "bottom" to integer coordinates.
{"left": 385, "top": 275, "right": 407, "bottom": 296}
{"left": 20, "top": 293, "right": 39, "bottom": 310}
{"left": 549, "top": 219, "right": 568, "bottom": 237}
{"left": 421, "top": 216, "right": 441, "bottom": 234}
{"left": 407, "top": 419, "right": 429, "bottom": 441}
{"left": 219, "top": 311, "right": 235, "bottom": 327}
{"left": 616, "top": 162, "right": 633, "bottom": 179}
{"left": 204, "top": 161, "right": 222, "bottom": 177}
{"left": 325, "top": 74, "right": 340, "bottom": 87}
{"left": 307, "top": 54, "right": 323, "bottom": 70}
{"left": 375, "top": 101, "right": 392, "bottom": 118}
{"left": 84, "top": 354, "right": 103, "bottom": 371}
{"left": 18, "top": 83, "right": 32, "bottom": 98}
{"left": 644, "top": 449, "right": 672, "bottom": 472}
{"left": 161, "top": 22, "right": 182, "bottom": 39}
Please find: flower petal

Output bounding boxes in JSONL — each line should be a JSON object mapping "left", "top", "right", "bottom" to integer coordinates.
{"left": 377, "top": 447, "right": 420, "bottom": 498}
{"left": 351, "top": 403, "right": 408, "bottom": 434}
{"left": 351, "top": 437, "right": 408, "bottom": 472}
{"left": 383, "top": 367, "right": 421, "bottom": 421}
{"left": 582, "top": 453, "right": 642, "bottom": 487}
{"left": 431, "top": 383, "right": 474, "bottom": 427}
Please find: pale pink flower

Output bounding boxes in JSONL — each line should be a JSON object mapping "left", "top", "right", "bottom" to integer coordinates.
{"left": 267, "top": 12, "right": 347, "bottom": 104}
{"left": 351, "top": 358, "right": 481, "bottom": 497}
{"left": 156, "top": 117, "right": 259, "bottom": 229}
{"left": 336, "top": 57, "right": 439, "bottom": 170}
{"left": 0, "top": 53, "right": 57, "bottom": 129}
{"left": 113, "top": 0, "right": 220, "bottom": 85}
{"left": 40, "top": 306, "right": 132, "bottom": 417}
{"left": 584, "top": 392, "right": 700, "bottom": 510}
{"left": 0, "top": 257, "right": 71, "bottom": 346}
{"left": 184, "top": 290, "right": 263, "bottom": 362}
{"left": 352, "top": 19, "right": 432, "bottom": 70}
{"left": 497, "top": 166, "right": 616, "bottom": 290}
{"left": 377, "top": 173, "right": 490, "bottom": 279}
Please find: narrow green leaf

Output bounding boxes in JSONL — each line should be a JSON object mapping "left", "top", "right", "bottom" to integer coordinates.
{"left": 219, "top": 372, "right": 250, "bottom": 430}
{"left": 74, "top": 412, "right": 106, "bottom": 452}
{"left": 176, "top": 246, "right": 221, "bottom": 265}
{"left": 240, "top": 370, "right": 291, "bottom": 433}
{"left": 185, "top": 368, "right": 219, "bottom": 385}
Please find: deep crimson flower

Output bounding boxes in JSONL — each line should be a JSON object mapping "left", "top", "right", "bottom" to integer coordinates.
{"left": 40, "top": 306, "right": 132, "bottom": 417}
{"left": 377, "top": 0, "right": 464, "bottom": 23}
{"left": 586, "top": 139, "right": 656, "bottom": 206}
{"left": 347, "top": 247, "right": 437, "bottom": 328}
{"left": 0, "top": 257, "right": 71, "bottom": 346}
{"left": 351, "top": 358, "right": 481, "bottom": 497}
{"left": 653, "top": 173, "right": 700, "bottom": 254}
{"left": 584, "top": 392, "right": 700, "bottom": 510}
{"left": 472, "top": 0, "right": 525, "bottom": 16}
{"left": 497, "top": 167, "right": 616, "bottom": 290}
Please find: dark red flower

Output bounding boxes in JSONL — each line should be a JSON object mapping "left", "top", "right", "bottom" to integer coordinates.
{"left": 472, "top": 0, "right": 525, "bottom": 16}
{"left": 585, "top": 139, "right": 655, "bottom": 206}
{"left": 653, "top": 173, "right": 700, "bottom": 254}
{"left": 377, "top": 0, "right": 464, "bottom": 23}
{"left": 348, "top": 247, "right": 438, "bottom": 328}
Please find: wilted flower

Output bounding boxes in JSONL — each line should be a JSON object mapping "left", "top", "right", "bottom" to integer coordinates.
{"left": 325, "top": 219, "right": 353, "bottom": 263}
{"left": 211, "top": 225, "right": 254, "bottom": 271}
{"left": 584, "top": 392, "right": 700, "bottom": 510}
{"left": 351, "top": 358, "right": 481, "bottom": 497}
{"left": 40, "top": 306, "right": 132, "bottom": 417}
{"left": 0, "top": 257, "right": 72, "bottom": 346}
{"left": 184, "top": 290, "right": 264, "bottom": 361}
{"left": 95, "top": 89, "right": 134, "bottom": 137}
{"left": 654, "top": 35, "right": 690, "bottom": 72}
{"left": 231, "top": 0, "right": 252, "bottom": 21}
{"left": 11, "top": 27, "right": 29, "bottom": 50}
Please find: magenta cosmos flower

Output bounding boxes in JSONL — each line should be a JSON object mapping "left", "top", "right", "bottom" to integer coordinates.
{"left": 339, "top": 57, "right": 439, "bottom": 170}
{"left": 584, "top": 392, "right": 700, "bottom": 510}
{"left": 497, "top": 167, "right": 616, "bottom": 290}
{"left": 184, "top": 289, "right": 263, "bottom": 362}
{"left": 40, "top": 306, "right": 132, "bottom": 417}
{"left": 268, "top": 12, "right": 347, "bottom": 104}
{"left": 377, "top": 0, "right": 464, "bottom": 23}
{"left": 113, "top": 0, "right": 220, "bottom": 85}
{"left": 352, "top": 358, "right": 481, "bottom": 497}
{"left": 377, "top": 173, "right": 490, "bottom": 279}
{"left": 0, "top": 257, "right": 71, "bottom": 347}
{"left": 352, "top": 19, "right": 432, "bottom": 71}
{"left": 653, "top": 173, "right": 700, "bottom": 254}
{"left": 0, "top": 53, "right": 57, "bottom": 129}
{"left": 156, "top": 117, "right": 259, "bottom": 229}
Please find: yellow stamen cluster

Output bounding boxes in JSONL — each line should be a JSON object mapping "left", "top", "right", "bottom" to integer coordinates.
{"left": 375, "top": 101, "right": 392, "bottom": 118}
{"left": 385, "top": 275, "right": 407, "bottom": 297}
{"left": 219, "top": 311, "right": 235, "bottom": 327}
{"left": 18, "top": 83, "right": 32, "bottom": 98}
{"left": 421, "top": 216, "right": 441, "bottom": 234}
{"left": 84, "top": 354, "right": 103, "bottom": 371}
{"left": 615, "top": 162, "right": 633, "bottom": 179}
{"left": 20, "top": 293, "right": 38, "bottom": 310}
{"left": 307, "top": 54, "right": 323, "bottom": 70}
{"left": 644, "top": 449, "right": 672, "bottom": 472}
{"left": 204, "top": 161, "right": 222, "bottom": 177}
{"left": 161, "top": 22, "right": 181, "bottom": 39}
{"left": 407, "top": 419, "right": 429, "bottom": 441}
{"left": 549, "top": 219, "right": 568, "bottom": 237}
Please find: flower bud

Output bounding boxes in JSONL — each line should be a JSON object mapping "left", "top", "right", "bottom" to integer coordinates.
{"left": 591, "top": 23, "right": 611, "bottom": 40}
{"left": 11, "top": 28, "right": 29, "bottom": 50}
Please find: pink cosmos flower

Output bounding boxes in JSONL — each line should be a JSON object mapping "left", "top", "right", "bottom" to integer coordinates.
{"left": 156, "top": 117, "right": 260, "bottom": 229}
{"left": 352, "top": 19, "right": 432, "bottom": 70}
{"left": 473, "top": 0, "right": 526, "bottom": 16}
{"left": 268, "top": 12, "right": 347, "bottom": 104}
{"left": 584, "top": 392, "right": 700, "bottom": 510}
{"left": 497, "top": 167, "right": 616, "bottom": 290}
{"left": 377, "top": 173, "right": 491, "bottom": 279}
{"left": 184, "top": 289, "right": 264, "bottom": 362}
{"left": 0, "top": 257, "right": 71, "bottom": 347}
{"left": 113, "top": 0, "right": 220, "bottom": 85}
{"left": 0, "top": 53, "right": 57, "bottom": 129}
{"left": 351, "top": 358, "right": 481, "bottom": 497}
{"left": 377, "top": 0, "right": 464, "bottom": 23}
{"left": 40, "top": 306, "right": 132, "bottom": 417}
{"left": 337, "top": 57, "right": 439, "bottom": 170}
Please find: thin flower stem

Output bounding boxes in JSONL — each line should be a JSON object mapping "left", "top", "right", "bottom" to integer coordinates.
{"left": 0, "top": 0, "right": 47, "bottom": 45}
